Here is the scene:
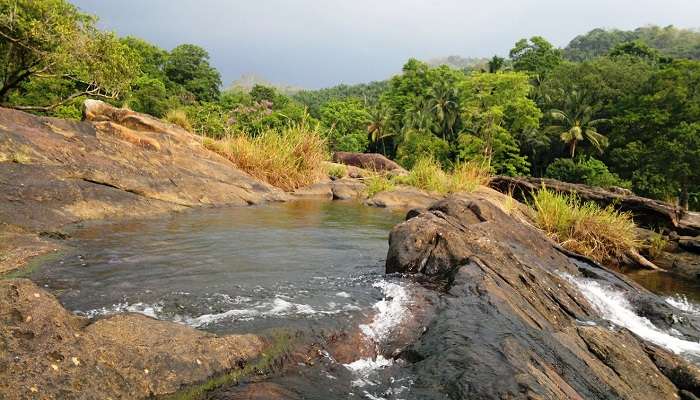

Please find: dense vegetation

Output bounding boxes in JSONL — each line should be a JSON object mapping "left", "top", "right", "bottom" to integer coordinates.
{"left": 1, "top": 0, "right": 698, "bottom": 209}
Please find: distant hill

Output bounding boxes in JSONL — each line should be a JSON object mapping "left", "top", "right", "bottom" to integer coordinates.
{"left": 425, "top": 55, "right": 489, "bottom": 71}
{"left": 227, "top": 73, "right": 305, "bottom": 95}
{"left": 564, "top": 25, "right": 700, "bottom": 61}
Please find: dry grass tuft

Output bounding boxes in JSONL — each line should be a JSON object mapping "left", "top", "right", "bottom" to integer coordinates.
{"left": 164, "top": 109, "right": 193, "bottom": 132}
{"left": 531, "top": 188, "right": 639, "bottom": 264}
{"left": 203, "top": 123, "right": 327, "bottom": 191}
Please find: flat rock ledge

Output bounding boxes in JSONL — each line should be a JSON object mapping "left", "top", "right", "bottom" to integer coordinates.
{"left": 386, "top": 193, "right": 700, "bottom": 399}
{"left": 0, "top": 279, "right": 264, "bottom": 400}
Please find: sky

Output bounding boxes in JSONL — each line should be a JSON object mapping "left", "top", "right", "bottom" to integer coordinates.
{"left": 71, "top": 0, "right": 699, "bottom": 89}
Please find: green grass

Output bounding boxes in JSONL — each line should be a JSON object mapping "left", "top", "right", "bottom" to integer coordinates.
{"left": 386, "top": 157, "right": 491, "bottom": 195}
{"left": 530, "top": 188, "right": 640, "bottom": 264}
{"left": 365, "top": 174, "right": 396, "bottom": 197}
{"left": 203, "top": 123, "right": 328, "bottom": 191}
{"left": 165, "top": 331, "right": 293, "bottom": 400}
{"left": 327, "top": 163, "right": 347, "bottom": 179}
{"left": 647, "top": 231, "right": 669, "bottom": 259}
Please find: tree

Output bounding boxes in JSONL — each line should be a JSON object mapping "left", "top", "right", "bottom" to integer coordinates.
{"left": 488, "top": 56, "right": 505, "bottom": 73}
{"left": 128, "top": 75, "right": 168, "bottom": 117}
{"left": 425, "top": 81, "right": 460, "bottom": 141}
{"left": 612, "top": 60, "right": 700, "bottom": 209}
{"left": 320, "top": 98, "right": 371, "bottom": 152}
{"left": 164, "top": 44, "right": 221, "bottom": 102}
{"left": 367, "top": 104, "right": 395, "bottom": 155}
{"left": 0, "top": 0, "right": 138, "bottom": 110}
{"left": 546, "top": 91, "right": 608, "bottom": 158}
{"left": 509, "top": 36, "right": 563, "bottom": 79}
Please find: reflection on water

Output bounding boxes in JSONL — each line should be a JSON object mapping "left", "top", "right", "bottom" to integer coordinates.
{"left": 626, "top": 270, "right": 700, "bottom": 304}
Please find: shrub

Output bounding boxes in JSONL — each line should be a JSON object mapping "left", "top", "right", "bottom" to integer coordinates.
{"left": 164, "top": 109, "right": 193, "bottom": 132}
{"left": 395, "top": 129, "right": 450, "bottom": 169}
{"left": 365, "top": 175, "right": 396, "bottom": 197}
{"left": 546, "top": 157, "right": 630, "bottom": 189}
{"left": 647, "top": 231, "right": 669, "bottom": 259}
{"left": 327, "top": 164, "right": 347, "bottom": 179}
{"left": 531, "top": 188, "right": 639, "bottom": 264}
{"left": 203, "top": 123, "right": 328, "bottom": 191}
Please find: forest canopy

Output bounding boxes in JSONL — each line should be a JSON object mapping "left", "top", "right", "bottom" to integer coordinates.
{"left": 1, "top": 0, "right": 698, "bottom": 210}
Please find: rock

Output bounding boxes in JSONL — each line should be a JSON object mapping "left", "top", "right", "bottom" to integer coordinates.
{"left": 490, "top": 176, "right": 700, "bottom": 236}
{"left": 0, "top": 102, "right": 288, "bottom": 273}
{"left": 332, "top": 152, "right": 405, "bottom": 173}
{"left": 365, "top": 187, "right": 441, "bottom": 210}
{"left": 386, "top": 194, "right": 700, "bottom": 399}
{"left": 0, "top": 279, "right": 264, "bottom": 399}
{"left": 679, "top": 236, "right": 700, "bottom": 254}
{"left": 330, "top": 178, "right": 366, "bottom": 200}
{"left": 292, "top": 181, "right": 333, "bottom": 198}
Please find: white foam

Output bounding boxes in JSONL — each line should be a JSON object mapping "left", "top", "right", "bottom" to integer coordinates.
{"left": 358, "top": 281, "right": 410, "bottom": 342}
{"left": 666, "top": 295, "right": 700, "bottom": 314}
{"left": 78, "top": 302, "right": 163, "bottom": 319}
{"left": 566, "top": 275, "right": 700, "bottom": 355}
{"left": 181, "top": 296, "right": 343, "bottom": 328}
{"left": 336, "top": 291, "right": 352, "bottom": 298}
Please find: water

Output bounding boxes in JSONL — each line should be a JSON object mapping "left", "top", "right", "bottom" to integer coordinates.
{"left": 33, "top": 200, "right": 405, "bottom": 334}
{"left": 31, "top": 200, "right": 421, "bottom": 399}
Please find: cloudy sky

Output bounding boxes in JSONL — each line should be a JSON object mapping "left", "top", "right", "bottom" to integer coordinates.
{"left": 71, "top": 0, "right": 699, "bottom": 89}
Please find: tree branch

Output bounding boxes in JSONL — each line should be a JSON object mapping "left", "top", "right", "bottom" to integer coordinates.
{"left": 3, "top": 86, "right": 117, "bottom": 112}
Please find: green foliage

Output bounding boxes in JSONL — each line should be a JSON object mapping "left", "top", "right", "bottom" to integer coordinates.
{"left": 319, "top": 98, "right": 371, "bottom": 152}
{"left": 509, "top": 36, "right": 563, "bottom": 79}
{"left": 395, "top": 129, "right": 450, "bottom": 169}
{"left": 165, "top": 44, "right": 221, "bottom": 102}
{"left": 326, "top": 164, "right": 347, "bottom": 179}
{"left": 564, "top": 25, "right": 700, "bottom": 62}
{"left": 365, "top": 174, "right": 396, "bottom": 197}
{"left": 128, "top": 76, "right": 169, "bottom": 117}
{"left": 545, "top": 157, "right": 629, "bottom": 188}
{"left": 293, "top": 81, "right": 389, "bottom": 119}
{"left": 0, "top": 0, "right": 139, "bottom": 110}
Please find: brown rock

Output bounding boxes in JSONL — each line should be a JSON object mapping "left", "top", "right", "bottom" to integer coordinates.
{"left": 365, "top": 187, "right": 441, "bottom": 210}
{"left": 331, "top": 178, "right": 366, "bottom": 200}
{"left": 332, "top": 151, "right": 405, "bottom": 173}
{"left": 0, "top": 279, "right": 263, "bottom": 399}
{"left": 292, "top": 180, "right": 333, "bottom": 198}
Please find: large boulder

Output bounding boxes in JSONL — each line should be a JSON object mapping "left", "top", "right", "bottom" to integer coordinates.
{"left": 0, "top": 279, "right": 264, "bottom": 399}
{"left": 490, "top": 176, "right": 700, "bottom": 236}
{"left": 332, "top": 152, "right": 405, "bottom": 173}
{"left": 386, "top": 194, "right": 700, "bottom": 399}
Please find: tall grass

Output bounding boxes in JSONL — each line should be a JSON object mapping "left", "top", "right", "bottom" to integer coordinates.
{"left": 164, "top": 109, "right": 193, "bottom": 132}
{"left": 203, "top": 123, "right": 327, "bottom": 191}
{"left": 531, "top": 188, "right": 639, "bottom": 264}
{"left": 393, "top": 157, "right": 491, "bottom": 194}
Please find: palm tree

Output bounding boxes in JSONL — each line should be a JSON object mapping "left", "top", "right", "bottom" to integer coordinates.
{"left": 426, "top": 83, "right": 460, "bottom": 141}
{"left": 547, "top": 91, "right": 608, "bottom": 158}
{"left": 367, "top": 105, "right": 395, "bottom": 154}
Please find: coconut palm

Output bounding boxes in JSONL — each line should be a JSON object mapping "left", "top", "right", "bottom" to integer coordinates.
{"left": 426, "top": 83, "right": 460, "bottom": 141}
{"left": 547, "top": 91, "right": 608, "bottom": 158}
{"left": 367, "top": 105, "right": 395, "bottom": 154}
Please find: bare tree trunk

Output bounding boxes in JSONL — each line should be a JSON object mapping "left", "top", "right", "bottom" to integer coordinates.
{"left": 570, "top": 140, "right": 577, "bottom": 158}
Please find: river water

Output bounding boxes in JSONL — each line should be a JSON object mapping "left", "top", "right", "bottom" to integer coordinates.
{"left": 31, "top": 200, "right": 426, "bottom": 399}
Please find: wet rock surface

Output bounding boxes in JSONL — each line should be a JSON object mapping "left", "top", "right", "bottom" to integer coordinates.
{"left": 0, "top": 279, "right": 264, "bottom": 400}
{"left": 386, "top": 194, "right": 700, "bottom": 399}
{"left": 366, "top": 187, "right": 441, "bottom": 210}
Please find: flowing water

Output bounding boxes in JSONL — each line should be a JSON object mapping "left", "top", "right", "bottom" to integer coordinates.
{"left": 31, "top": 200, "right": 424, "bottom": 399}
